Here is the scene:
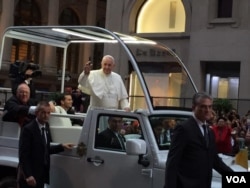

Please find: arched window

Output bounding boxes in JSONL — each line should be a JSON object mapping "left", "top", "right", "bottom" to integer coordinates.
{"left": 58, "top": 8, "right": 80, "bottom": 73}
{"left": 137, "top": 0, "right": 185, "bottom": 33}
{"left": 59, "top": 8, "right": 80, "bottom": 25}
{"left": 13, "top": 0, "right": 41, "bottom": 63}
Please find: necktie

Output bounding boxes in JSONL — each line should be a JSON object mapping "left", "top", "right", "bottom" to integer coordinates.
{"left": 118, "top": 134, "right": 125, "bottom": 150}
{"left": 41, "top": 127, "right": 49, "bottom": 165}
{"left": 202, "top": 124, "right": 209, "bottom": 148}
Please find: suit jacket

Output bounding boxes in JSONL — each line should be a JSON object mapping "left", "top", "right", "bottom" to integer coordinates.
{"left": 18, "top": 119, "right": 64, "bottom": 187}
{"left": 95, "top": 128, "right": 125, "bottom": 150}
{"left": 2, "top": 95, "right": 37, "bottom": 126}
{"left": 164, "top": 117, "right": 233, "bottom": 188}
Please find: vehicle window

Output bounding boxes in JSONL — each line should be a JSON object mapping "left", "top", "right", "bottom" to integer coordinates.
{"left": 95, "top": 115, "right": 142, "bottom": 152}
{"left": 149, "top": 115, "right": 190, "bottom": 150}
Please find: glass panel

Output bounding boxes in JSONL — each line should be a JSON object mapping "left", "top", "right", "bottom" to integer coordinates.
{"left": 149, "top": 114, "right": 190, "bottom": 150}
{"left": 217, "top": 0, "right": 233, "bottom": 18}
{"left": 126, "top": 41, "right": 196, "bottom": 110}
{"left": 95, "top": 115, "right": 142, "bottom": 152}
{"left": 218, "top": 78, "right": 228, "bottom": 98}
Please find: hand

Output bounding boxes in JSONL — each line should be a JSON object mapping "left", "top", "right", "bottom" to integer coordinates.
{"left": 25, "top": 69, "right": 33, "bottom": 75}
{"left": 84, "top": 61, "right": 92, "bottom": 75}
{"left": 24, "top": 69, "right": 33, "bottom": 82}
{"left": 26, "top": 176, "right": 36, "bottom": 187}
{"left": 62, "top": 143, "right": 75, "bottom": 150}
{"left": 49, "top": 101, "right": 56, "bottom": 112}
{"left": 120, "top": 129, "right": 126, "bottom": 135}
{"left": 124, "top": 107, "right": 131, "bottom": 112}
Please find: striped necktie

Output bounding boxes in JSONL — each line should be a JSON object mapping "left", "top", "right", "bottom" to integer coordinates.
{"left": 117, "top": 134, "right": 125, "bottom": 150}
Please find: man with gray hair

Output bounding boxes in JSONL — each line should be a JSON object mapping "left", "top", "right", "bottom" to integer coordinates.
{"left": 164, "top": 92, "right": 233, "bottom": 188}
{"left": 78, "top": 55, "right": 130, "bottom": 111}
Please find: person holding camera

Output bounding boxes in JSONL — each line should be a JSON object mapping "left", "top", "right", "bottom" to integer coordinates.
{"left": 12, "top": 68, "right": 36, "bottom": 99}
{"left": 10, "top": 61, "right": 41, "bottom": 100}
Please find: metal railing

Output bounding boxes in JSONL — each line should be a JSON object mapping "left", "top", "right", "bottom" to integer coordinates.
{"left": 1, "top": 87, "right": 250, "bottom": 116}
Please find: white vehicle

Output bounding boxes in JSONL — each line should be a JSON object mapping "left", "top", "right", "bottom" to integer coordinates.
{"left": 0, "top": 26, "right": 246, "bottom": 188}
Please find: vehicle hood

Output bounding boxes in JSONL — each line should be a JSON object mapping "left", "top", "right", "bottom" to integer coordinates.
{"left": 153, "top": 152, "right": 248, "bottom": 177}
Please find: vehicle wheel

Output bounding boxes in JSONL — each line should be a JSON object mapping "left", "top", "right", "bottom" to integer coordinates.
{"left": 0, "top": 177, "right": 17, "bottom": 188}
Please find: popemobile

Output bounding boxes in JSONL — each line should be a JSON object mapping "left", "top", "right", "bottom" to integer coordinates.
{"left": 0, "top": 26, "right": 248, "bottom": 188}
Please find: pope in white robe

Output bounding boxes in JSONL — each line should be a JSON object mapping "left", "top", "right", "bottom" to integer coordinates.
{"left": 78, "top": 55, "right": 130, "bottom": 111}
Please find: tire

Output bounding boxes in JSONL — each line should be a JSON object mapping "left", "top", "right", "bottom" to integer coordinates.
{"left": 0, "top": 177, "right": 17, "bottom": 188}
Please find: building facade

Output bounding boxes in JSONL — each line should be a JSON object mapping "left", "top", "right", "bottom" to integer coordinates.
{"left": 0, "top": 0, "right": 106, "bottom": 91}
{"left": 106, "top": 0, "right": 250, "bottom": 115}
{"left": 0, "top": 0, "right": 249, "bottom": 115}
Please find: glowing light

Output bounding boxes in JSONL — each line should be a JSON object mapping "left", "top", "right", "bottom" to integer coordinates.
{"left": 137, "top": 0, "right": 185, "bottom": 33}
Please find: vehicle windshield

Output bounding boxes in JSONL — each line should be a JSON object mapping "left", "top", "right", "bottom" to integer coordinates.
{"left": 149, "top": 114, "right": 191, "bottom": 150}
{"left": 123, "top": 38, "right": 197, "bottom": 110}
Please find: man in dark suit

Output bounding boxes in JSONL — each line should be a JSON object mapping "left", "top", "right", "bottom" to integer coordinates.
{"left": 96, "top": 116, "right": 125, "bottom": 150}
{"left": 161, "top": 118, "right": 176, "bottom": 143}
{"left": 2, "top": 83, "right": 37, "bottom": 127}
{"left": 18, "top": 101, "right": 74, "bottom": 188}
{"left": 164, "top": 92, "right": 233, "bottom": 188}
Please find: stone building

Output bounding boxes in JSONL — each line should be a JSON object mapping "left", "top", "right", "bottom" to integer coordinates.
{"left": 0, "top": 0, "right": 249, "bottom": 114}
{"left": 0, "top": 0, "right": 106, "bottom": 91}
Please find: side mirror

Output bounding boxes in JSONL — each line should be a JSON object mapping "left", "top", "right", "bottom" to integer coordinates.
{"left": 126, "top": 139, "right": 146, "bottom": 155}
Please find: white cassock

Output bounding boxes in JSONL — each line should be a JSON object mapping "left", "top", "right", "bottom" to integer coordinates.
{"left": 78, "top": 69, "right": 129, "bottom": 110}
{"left": 48, "top": 106, "right": 72, "bottom": 127}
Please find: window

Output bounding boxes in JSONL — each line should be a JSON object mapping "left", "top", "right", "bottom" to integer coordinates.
{"left": 13, "top": 0, "right": 41, "bottom": 63}
{"left": 203, "top": 61, "right": 240, "bottom": 100}
{"left": 58, "top": 8, "right": 80, "bottom": 73}
{"left": 217, "top": 0, "right": 233, "bottom": 18}
{"left": 137, "top": 0, "right": 185, "bottom": 33}
{"left": 208, "top": 0, "right": 238, "bottom": 26}
{"left": 95, "top": 115, "right": 142, "bottom": 152}
{"left": 59, "top": 8, "right": 80, "bottom": 25}
{"left": 149, "top": 115, "right": 190, "bottom": 150}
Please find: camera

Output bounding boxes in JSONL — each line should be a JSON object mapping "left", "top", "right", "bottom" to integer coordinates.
{"left": 9, "top": 60, "right": 42, "bottom": 80}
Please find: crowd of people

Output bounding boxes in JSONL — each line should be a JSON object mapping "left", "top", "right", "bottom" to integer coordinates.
{"left": 208, "top": 108, "right": 250, "bottom": 156}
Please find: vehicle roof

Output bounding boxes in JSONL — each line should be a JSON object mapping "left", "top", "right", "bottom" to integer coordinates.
{"left": 0, "top": 26, "right": 197, "bottom": 113}
{"left": 1, "top": 25, "right": 155, "bottom": 48}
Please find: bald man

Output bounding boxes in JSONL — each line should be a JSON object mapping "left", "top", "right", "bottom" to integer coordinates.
{"left": 3, "top": 83, "right": 37, "bottom": 126}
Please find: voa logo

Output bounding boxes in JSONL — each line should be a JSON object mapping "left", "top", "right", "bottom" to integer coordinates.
{"left": 226, "top": 176, "right": 246, "bottom": 184}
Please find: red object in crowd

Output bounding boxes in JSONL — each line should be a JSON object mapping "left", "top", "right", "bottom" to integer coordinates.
{"left": 212, "top": 125, "right": 232, "bottom": 154}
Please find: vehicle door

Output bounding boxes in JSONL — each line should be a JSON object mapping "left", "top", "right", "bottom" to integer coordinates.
{"left": 83, "top": 111, "right": 153, "bottom": 188}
